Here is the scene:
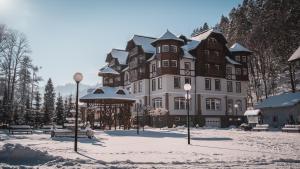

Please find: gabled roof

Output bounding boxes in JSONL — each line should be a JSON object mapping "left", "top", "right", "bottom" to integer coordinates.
{"left": 226, "top": 56, "right": 242, "bottom": 65}
{"left": 80, "top": 86, "right": 136, "bottom": 102}
{"left": 288, "top": 46, "right": 300, "bottom": 62}
{"left": 229, "top": 43, "right": 252, "bottom": 53}
{"left": 182, "top": 40, "right": 201, "bottom": 51}
{"left": 109, "top": 49, "right": 128, "bottom": 65}
{"left": 151, "top": 30, "right": 184, "bottom": 45}
{"left": 98, "top": 65, "right": 119, "bottom": 75}
{"left": 131, "top": 35, "right": 156, "bottom": 53}
{"left": 191, "top": 28, "right": 224, "bottom": 42}
{"left": 255, "top": 92, "right": 300, "bottom": 109}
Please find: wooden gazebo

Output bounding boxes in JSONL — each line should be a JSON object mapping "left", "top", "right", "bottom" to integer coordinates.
{"left": 80, "top": 65, "right": 136, "bottom": 130}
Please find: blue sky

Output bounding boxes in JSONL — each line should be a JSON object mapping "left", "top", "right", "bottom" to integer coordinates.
{"left": 0, "top": 0, "right": 242, "bottom": 86}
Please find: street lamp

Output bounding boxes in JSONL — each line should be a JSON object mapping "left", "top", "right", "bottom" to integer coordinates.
{"left": 73, "top": 72, "right": 83, "bottom": 152}
{"left": 234, "top": 104, "right": 238, "bottom": 126}
{"left": 184, "top": 83, "right": 191, "bottom": 145}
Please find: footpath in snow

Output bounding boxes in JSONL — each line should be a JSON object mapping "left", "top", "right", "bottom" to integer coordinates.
{"left": 0, "top": 128, "right": 299, "bottom": 168}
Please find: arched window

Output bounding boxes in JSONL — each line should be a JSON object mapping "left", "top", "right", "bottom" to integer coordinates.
{"left": 116, "top": 89, "right": 125, "bottom": 95}
{"left": 94, "top": 88, "right": 104, "bottom": 94}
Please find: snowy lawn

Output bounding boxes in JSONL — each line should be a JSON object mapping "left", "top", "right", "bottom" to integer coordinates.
{"left": 0, "top": 128, "right": 299, "bottom": 168}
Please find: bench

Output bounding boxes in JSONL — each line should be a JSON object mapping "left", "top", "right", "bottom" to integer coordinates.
{"left": 51, "top": 129, "right": 94, "bottom": 139}
{"left": 282, "top": 125, "right": 300, "bottom": 133}
{"left": 252, "top": 124, "right": 269, "bottom": 131}
{"left": 41, "top": 125, "right": 63, "bottom": 133}
{"left": 9, "top": 125, "right": 33, "bottom": 134}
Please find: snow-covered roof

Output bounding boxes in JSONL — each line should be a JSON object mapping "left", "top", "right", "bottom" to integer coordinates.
{"left": 244, "top": 109, "right": 261, "bottom": 116}
{"left": 191, "top": 28, "right": 222, "bottom": 42}
{"left": 288, "top": 46, "right": 300, "bottom": 62}
{"left": 147, "top": 53, "right": 156, "bottom": 62}
{"left": 183, "top": 50, "right": 194, "bottom": 59}
{"left": 151, "top": 30, "right": 184, "bottom": 45}
{"left": 98, "top": 65, "right": 119, "bottom": 75}
{"left": 229, "top": 43, "right": 252, "bottom": 53}
{"left": 122, "top": 66, "right": 129, "bottom": 72}
{"left": 255, "top": 92, "right": 300, "bottom": 109}
{"left": 110, "top": 49, "right": 128, "bottom": 65}
{"left": 132, "top": 35, "right": 156, "bottom": 53}
{"left": 80, "top": 86, "right": 136, "bottom": 102}
{"left": 226, "top": 56, "right": 242, "bottom": 65}
{"left": 182, "top": 40, "right": 201, "bottom": 51}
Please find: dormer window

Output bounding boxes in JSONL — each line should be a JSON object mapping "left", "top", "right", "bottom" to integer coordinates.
{"left": 242, "top": 56, "right": 247, "bottom": 62}
{"left": 116, "top": 89, "right": 125, "bottom": 95}
{"left": 162, "top": 45, "right": 169, "bottom": 52}
{"left": 235, "top": 55, "right": 241, "bottom": 62}
{"left": 170, "top": 45, "right": 177, "bottom": 53}
{"left": 157, "top": 46, "right": 161, "bottom": 53}
{"left": 94, "top": 89, "right": 104, "bottom": 94}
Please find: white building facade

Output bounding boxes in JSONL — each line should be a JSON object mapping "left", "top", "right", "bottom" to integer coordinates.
{"left": 101, "top": 29, "right": 252, "bottom": 127}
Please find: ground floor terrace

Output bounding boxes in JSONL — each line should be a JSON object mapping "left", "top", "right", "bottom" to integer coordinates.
{"left": 0, "top": 128, "right": 299, "bottom": 168}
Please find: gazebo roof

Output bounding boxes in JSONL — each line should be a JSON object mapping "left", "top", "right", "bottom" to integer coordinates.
{"left": 80, "top": 86, "right": 136, "bottom": 104}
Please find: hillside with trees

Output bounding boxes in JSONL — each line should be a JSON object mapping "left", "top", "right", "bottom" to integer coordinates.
{"left": 192, "top": 0, "right": 300, "bottom": 104}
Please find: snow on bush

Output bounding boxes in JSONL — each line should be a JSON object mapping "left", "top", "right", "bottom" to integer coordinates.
{"left": 0, "top": 143, "right": 59, "bottom": 166}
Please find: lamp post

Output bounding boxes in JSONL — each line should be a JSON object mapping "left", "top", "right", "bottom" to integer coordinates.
{"left": 234, "top": 104, "right": 238, "bottom": 125}
{"left": 73, "top": 72, "right": 83, "bottom": 152}
{"left": 137, "top": 102, "right": 140, "bottom": 135}
{"left": 184, "top": 83, "right": 191, "bottom": 145}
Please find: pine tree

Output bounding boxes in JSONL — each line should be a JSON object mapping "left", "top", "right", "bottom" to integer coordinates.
{"left": 34, "top": 91, "right": 42, "bottom": 127}
{"left": 43, "top": 78, "right": 55, "bottom": 124}
{"left": 202, "top": 22, "right": 209, "bottom": 31}
{"left": 55, "top": 94, "right": 64, "bottom": 125}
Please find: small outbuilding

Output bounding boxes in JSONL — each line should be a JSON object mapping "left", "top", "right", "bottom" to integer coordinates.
{"left": 255, "top": 92, "right": 300, "bottom": 128}
{"left": 244, "top": 109, "right": 261, "bottom": 125}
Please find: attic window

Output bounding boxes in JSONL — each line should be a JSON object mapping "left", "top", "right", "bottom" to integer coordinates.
{"left": 116, "top": 89, "right": 126, "bottom": 95}
{"left": 94, "top": 89, "right": 104, "bottom": 94}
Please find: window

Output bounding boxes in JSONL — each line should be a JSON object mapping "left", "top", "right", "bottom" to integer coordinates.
{"left": 157, "top": 61, "right": 161, "bottom": 68}
{"left": 116, "top": 89, "right": 125, "bottom": 95}
{"left": 174, "top": 77, "right": 181, "bottom": 88}
{"left": 185, "top": 77, "right": 191, "bottom": 84}
{"left": 214, "top": 51, "right": 219, "bottom": 57}
{"left": 158, "top": 77, "right": 162, "bottom": 89}
{"left": 94, "top": 88, "right": 104, "bottom": 94}
{"left": 138, "top": 81, "right": 143, "bottom": 92}
{"left": 152, "top": 64, "right": 156, "bottom": 73}
{"left": 236, "top": 100, "right": 242, "bottom": 111}
{"left": 235, "top": 55, "right": 241, "bottom": 62}
{"left": 170, "top": 60, "right": 177, "bottom": 67}
{"left": 125, "top": 72, "right": 129, "bottom": 82}
{"left": 152, "top": 79, "right": 156, "bottom": 91}
{"left": 170, "top": 45, "right": 177, "bottom": 53}
{"left": 157, "top": 46, "right": 161, "bottom": 53}
{"left": 242, "top": 56, "right": 247, "bottom": 62}
{"left": 215, "top": 79, "right": 221, "bottom": 91}
{"left": 205, "top": 64, "right": 210, "bottom": 73}
{"left": 162, "top": 60, "right": 169, "bottom": 67}
{"left": 236, "top": 68, "right": 241, "bottom": 75}
{"left": 174, "top": 97, "right": 186, "bottom": 110}
{"left": 243, "top": 68, "right": 248, "bottom": 76}
{"left": 204, "top": 50, "right": 210, "bottom": 57}
{"left": 215, "top": 64, "right": 220, "bottom": 73}
{"left": 226, "top": 67, "right": 232, "bottom": 74}
{"left": 184, "top": 62, "right": 191, "bottom": 70}
{"left": 153, "top": 98, "right": 162, "bottom": 108}
{"left": 227, "top": 99, "right": 233, "bottom": 114}
{"left": 227, "top": 81, "right": 233, "bottom": 92}
{"left": 236, "top": 82, "right": 241, "bottom": 93}
{"left": 206, "top": 98, "right": 221, "bottom": 111}
{"left": 205, "top": 78, "right": 211, "bottom": 90}
{"left": 133, "top": 82, "right": 137, "bottom": 93}
{"left": 162, "top": 45, "right": 169, "bottom": 52}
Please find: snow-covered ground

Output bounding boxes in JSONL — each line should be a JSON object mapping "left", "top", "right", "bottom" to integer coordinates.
{"left": 0, "top": 128, "right": 299, "bottom": 168}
